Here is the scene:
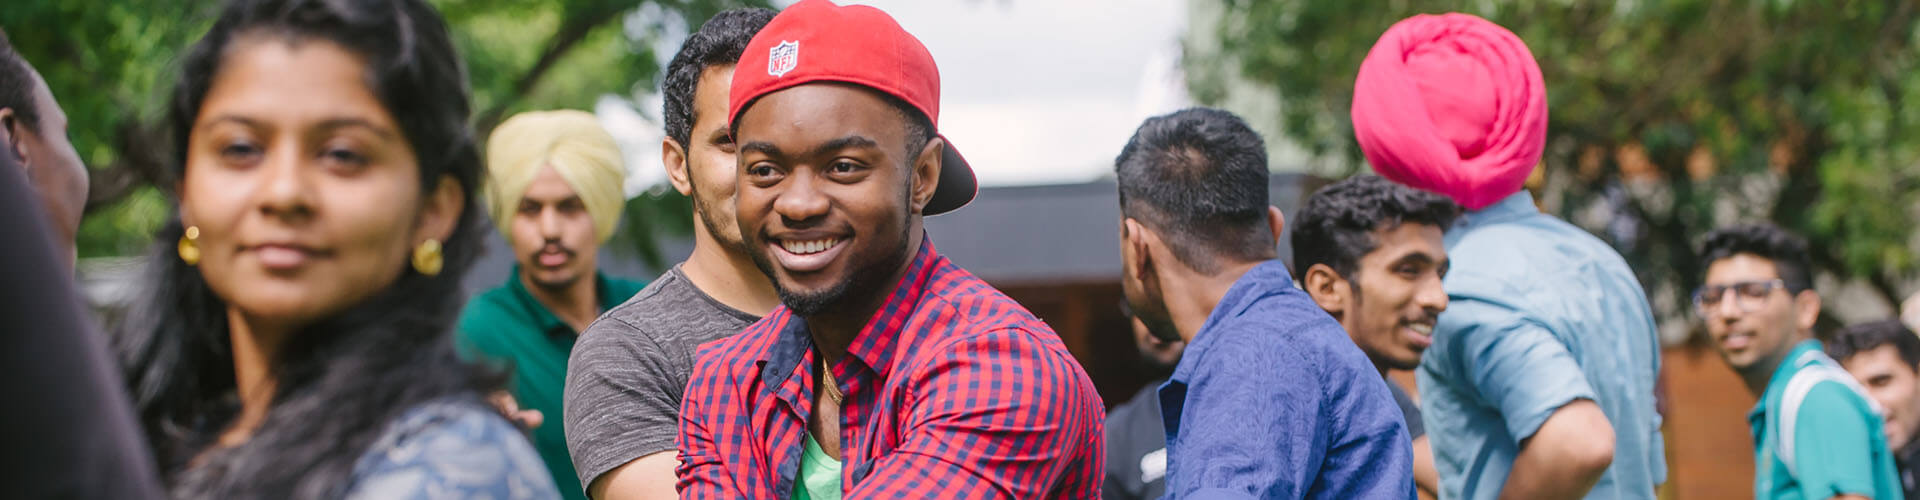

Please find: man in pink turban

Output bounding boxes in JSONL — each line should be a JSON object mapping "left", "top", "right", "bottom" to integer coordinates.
{"left": 1351, "top": 13, "right": 1667, "bottom": 500}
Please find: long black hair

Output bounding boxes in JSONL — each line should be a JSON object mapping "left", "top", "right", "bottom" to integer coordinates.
{"left": 115, "top": 0, "right": 494, "bottom": 497}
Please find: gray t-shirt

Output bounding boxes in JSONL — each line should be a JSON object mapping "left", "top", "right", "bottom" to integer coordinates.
{"left": 1388, "top": 379, "right": 1424, "bottom": 440}
{"left": 562, "top": 265, "right": 759, "bottom": 491}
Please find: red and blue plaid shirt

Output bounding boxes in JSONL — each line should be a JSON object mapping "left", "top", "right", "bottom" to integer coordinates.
{"left": 676, "top": 237, "right": 1104, "bottom": 498}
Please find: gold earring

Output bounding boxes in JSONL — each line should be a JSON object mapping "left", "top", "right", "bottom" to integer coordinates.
{"left": 178, "top": 226, "right": 201, "bottom": 266}
{"left": 412, "top": 238, "right": 443, "bottom": 276}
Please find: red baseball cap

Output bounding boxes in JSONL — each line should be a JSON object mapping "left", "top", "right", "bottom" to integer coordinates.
{"left": 729, "top": 0, "right": 977, "bottom": 216}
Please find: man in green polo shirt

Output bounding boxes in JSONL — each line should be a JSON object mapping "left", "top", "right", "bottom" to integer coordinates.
{"left": 1697, "top": 223, "right": 1900, "bottom": 500}
{"left": 458, "top": 110, "right": 646, "bottom": 500}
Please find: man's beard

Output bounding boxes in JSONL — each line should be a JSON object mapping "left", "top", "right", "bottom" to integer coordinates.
{"left": 748, "top": 214, "right": 913, "bottom": 318}
{"left": 691, "top": 189, "right": 750, "bottom": 256}
{"left": 530, "top": 273, "right": 582, "bottom": 292}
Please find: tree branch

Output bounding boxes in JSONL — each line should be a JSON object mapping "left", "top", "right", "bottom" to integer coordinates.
{"left": 474, "top": 6, "right": 626, "bottom": 131}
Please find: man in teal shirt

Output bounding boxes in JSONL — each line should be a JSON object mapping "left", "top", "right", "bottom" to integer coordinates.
{"left": 458, "top": 110, "right": 646, "bottom": 500}
{"left": 1697, "top": 223, "right": 1901, "bottom": 500}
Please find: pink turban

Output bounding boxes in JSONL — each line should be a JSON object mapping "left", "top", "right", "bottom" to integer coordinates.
{"left": 1351, "top": 13, "right": 1546, "bottom": 211}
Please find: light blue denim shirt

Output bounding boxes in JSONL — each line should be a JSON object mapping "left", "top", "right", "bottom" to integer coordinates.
{"left": 1416, "top": 191, "right": 1666, "bottom": 500}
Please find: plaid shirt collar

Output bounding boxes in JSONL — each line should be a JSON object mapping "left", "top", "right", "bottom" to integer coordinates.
{"left": 757, "top": 235, "right": 939, "bottom": 389}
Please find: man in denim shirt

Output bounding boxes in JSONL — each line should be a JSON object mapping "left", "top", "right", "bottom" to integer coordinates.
{"left": 1115, "top": 107, "right": 1414, "bottom": 499}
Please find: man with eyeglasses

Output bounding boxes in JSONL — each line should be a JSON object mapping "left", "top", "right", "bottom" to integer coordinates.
{"left": 1697, "top": 223, "right": 1900, "bottom": 500}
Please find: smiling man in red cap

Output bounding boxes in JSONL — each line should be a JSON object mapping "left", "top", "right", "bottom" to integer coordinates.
{"left": 1351, "top": 13, "right": 1666, "bottom": 500}
{"left": 673, "top": 1, "right": 1105, "bottom": 498}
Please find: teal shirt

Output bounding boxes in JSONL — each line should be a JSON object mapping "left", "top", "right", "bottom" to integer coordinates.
{"left": 456, "top": 266, "right": 645, "bottom": 500}
{"left": 1750, "top": 339, "right": 1902, "bottom": 500}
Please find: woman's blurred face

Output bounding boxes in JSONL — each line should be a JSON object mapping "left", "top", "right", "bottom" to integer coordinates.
{"left": 181, "top": 36, "right": 428, "bottom": 332}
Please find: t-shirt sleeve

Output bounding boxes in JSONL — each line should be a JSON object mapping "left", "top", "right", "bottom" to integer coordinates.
{"left": 562, "top": 317, "right": 688, "bottom": 490}
{"left": 1787, "top": 381, "right": 1881, "bottom": 498}
{"left": 1389, "top": 381, "right": 1424, "bottom": 440}
{"left": 1447, "top": 299, "right": 1597, "bottom": 442}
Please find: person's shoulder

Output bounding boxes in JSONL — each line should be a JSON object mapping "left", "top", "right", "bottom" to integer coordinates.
{"left": 686, "top": 309, "right": 783, "bottom": 373}
{"left": 908, "top": 265, "right": 1065, "bottom": 350}
{"left": 348, "top": 397, "right": 558, "bottom": 499}
{"left": 1210, "top": 291, "right": 1347, "bottom": 355}
{"left": 1106, "top": 383, "right": 1162, "bottom": 425}
{"left": 925, "top": 264, "right": 1040, "bottom": 326}
{"left": 603, "top": 273, "right": 649, "bottom": 302}
{"left": 598, "top": 268, "right": 690, "bottom": 322}
{"left": 1451, "top": 213, "right": 1629, "bottom": 281}
{"left": 591, "top": 268, "right": 757, "bottom": 345}
{"left": 1782, "top": 366, "right": 1876, "bottom": 420}
{"left": 457, "top": 284, "right": 522, "bottom": 332}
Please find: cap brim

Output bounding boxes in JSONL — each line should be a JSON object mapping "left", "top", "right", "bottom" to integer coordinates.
{"left": 925, "top": 134, "right": 977, "bottom": 216}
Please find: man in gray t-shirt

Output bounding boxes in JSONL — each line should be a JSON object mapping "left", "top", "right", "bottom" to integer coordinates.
{"left": 560, "top": 9, "right": 779, "bottom": 499}
{"left": 564, "top": 266, "right": 759, "bottom": 492}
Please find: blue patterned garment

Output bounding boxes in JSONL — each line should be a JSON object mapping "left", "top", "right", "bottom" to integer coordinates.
{"left": 343, "top": 398, "right": 561, "bottom": 500}
{"left": 1418, "top": 191, "right": 1666, "bottom": 500}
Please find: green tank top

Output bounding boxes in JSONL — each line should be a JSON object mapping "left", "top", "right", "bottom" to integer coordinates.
{"left": 793, "top": 434, "right": 842, "bottom": 500}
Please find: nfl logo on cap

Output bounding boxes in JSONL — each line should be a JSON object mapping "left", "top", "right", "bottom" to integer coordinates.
{"left": 768, "top": 41, "right": 799, "bottom": 77}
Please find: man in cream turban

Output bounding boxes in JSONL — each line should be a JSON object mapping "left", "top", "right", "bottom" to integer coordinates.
{"left": 456, "top": 109, "right": 647, "bottom": 500}
{"left": 1351, "top": 13, "right": 1666, "bottom": 500}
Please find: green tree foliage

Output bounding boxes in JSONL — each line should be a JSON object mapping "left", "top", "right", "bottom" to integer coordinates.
{"left": 1191, "top": 0, "right": 1920, "bottom": 334}
{"left": 1, "top": 0, "right": 765, "bottom": 269}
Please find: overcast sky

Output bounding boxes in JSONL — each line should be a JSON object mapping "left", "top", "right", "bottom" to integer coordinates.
{"left": 606, "top": 0, "right": 1191, "bottom": 195}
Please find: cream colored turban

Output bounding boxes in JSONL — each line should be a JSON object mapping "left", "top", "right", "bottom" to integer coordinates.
{"left": 484, "top": 110, "right": 627, "bottom": 243}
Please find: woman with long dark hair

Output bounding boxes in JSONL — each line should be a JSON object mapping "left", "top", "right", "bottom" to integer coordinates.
{"left": 115, "top": 0, "right": 560, "bottom": 497}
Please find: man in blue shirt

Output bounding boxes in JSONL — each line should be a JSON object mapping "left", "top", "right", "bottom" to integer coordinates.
{"left": 1350, "top": 13, "right": 1666, "bottom": 500}
{"left": 1292, "top": 175, "right": 1461, "bottom": 498}
{"left": 1114, "top": 107, "right": 1414, "bottom": 499}
{"left": 1698, "top": 224, "right": 1900, "bottom": 500}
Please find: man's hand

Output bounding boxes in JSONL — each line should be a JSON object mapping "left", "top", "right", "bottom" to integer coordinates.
{"left": 488, "top": 391, "right": 544, "bottom": 431}
{"left": 1497, "top": 399, "right": 1614, "bottom": 500}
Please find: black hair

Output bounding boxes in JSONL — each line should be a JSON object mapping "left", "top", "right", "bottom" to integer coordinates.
{"left": 884, "top": 93, "right": 932, "bottom": 162}
{"left": 1291, "top": 175, "right": 1460, "bottom": 280}
{"left": 661, "top": 8, "right": 775, "bottom": 150}
{"left": 1115, "top": 107, "right": 1274, "bottom": 274}
{"left": 115, "top": 0, "right": 494, "bottom": 497}
{"left": 1699, "top": 223, "right": 1814, "bottom": 294}
{"left": 1828, "top": 319, "right": 1920, "bottom": 370}
{"left": 0, "top": 27, "right": 44, "bottom": 138}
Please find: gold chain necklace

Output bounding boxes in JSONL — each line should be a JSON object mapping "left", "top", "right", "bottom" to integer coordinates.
{"left": 819, "top": 356, "right": 845, "bottom": 405}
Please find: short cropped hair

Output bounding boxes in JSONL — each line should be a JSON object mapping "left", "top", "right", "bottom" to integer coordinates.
{"left": 1291, "top": 175, "right": 1460, "bottom": 279}
{"left": 1699, "top": 223, "right": 1814, "bottom": 294}
{"left": 0, "top": 28, "right": 44, "bottom": 137}
{"left": 1115, "top": 107, "right": 1274, "bottom": 274}
{"left": 1827, "top": 319, "right": 1920, "bottom": 370}
{"left": 662, "top": 8, "right": 775, "bottom": 149}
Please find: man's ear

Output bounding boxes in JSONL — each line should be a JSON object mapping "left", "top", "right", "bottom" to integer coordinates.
{"left": 0, "top": 108, "right": 25, "bottom": 164}
{"left": 416, "top": 174, "right": 465, "bottom": 244}
{"left": 662, "top": 137, "right": 694, "bottom": 197}
{"left": 1267, "top": 206, "right": 1286, "bottom": 247}
{"left": 908, "top": 137, "right": 943, "bottom": 214}
{"left": 1122, "top": 217, "right": 1156, "bottom": 285}
{"left": 1794, "top": 288, "right": 1822, "bottom": 332}
{"left": 1303, "top": 263, "right": 1348, "bottom": 319}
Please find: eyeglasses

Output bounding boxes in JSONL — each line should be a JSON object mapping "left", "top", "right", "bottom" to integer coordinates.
{"left": 1693, "top": 279, "right": 1787, "bottom": 317}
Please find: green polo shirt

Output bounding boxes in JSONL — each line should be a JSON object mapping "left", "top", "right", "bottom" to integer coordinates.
{"left": 1750, "top": 339, "right": 1902, "bottom": 500}
{"left": 456, "top": 266, "right": 645, "bottom": 500}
